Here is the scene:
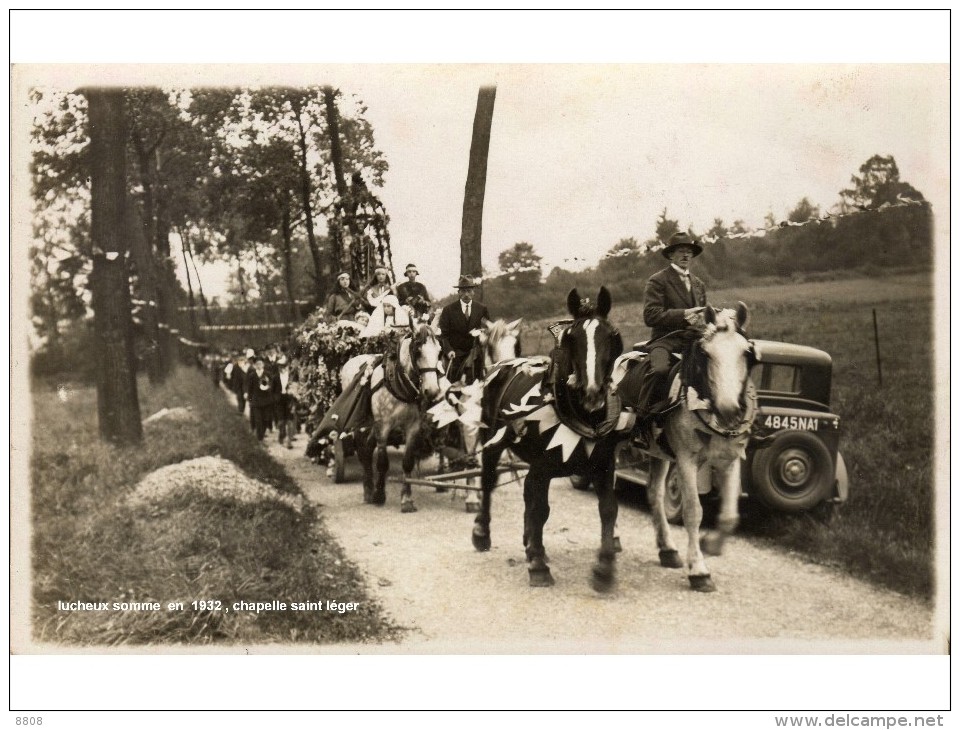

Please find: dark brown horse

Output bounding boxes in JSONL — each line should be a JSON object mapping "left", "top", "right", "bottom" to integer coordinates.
{"left": 471, "top": 287, "right": 627, "bottom": 590}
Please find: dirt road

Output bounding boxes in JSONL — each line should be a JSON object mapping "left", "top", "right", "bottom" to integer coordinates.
{"left": 268, "top": 440, "right": 941, "bottom": 654}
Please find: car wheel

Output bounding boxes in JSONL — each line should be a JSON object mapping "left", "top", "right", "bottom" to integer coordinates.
{"left": 333, "top": 437, "right": 346, "bottom": 484}
{"left": 750, "top": 431, "right": 834, "bottom": 511}
{"left": 646, "top": 464, "right": 684, "bottom": 525}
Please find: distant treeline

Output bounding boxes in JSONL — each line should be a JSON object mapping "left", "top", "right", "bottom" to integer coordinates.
{"left": 477, "top": 203, "right": 933, "bottom": 321}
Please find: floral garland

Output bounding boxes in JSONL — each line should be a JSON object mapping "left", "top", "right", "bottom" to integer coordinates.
{"left": 287, "top": 310, "right": 400, "bottom": 436}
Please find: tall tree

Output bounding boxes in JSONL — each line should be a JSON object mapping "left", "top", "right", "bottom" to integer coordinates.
{"left": 788, "top": 197, "right": 820, "bottom": 223}
{"left": 84, "top": 87, "right": 142, "bottom": 445}
{"left": 840, "top": 154, "right": 925, "bottom": 211}
{"left": 498, "top": 241, "right": 543, "bottom": 275}
{"left": 460, "top": 86, "right": 497, "bottom": 281}
{"left": 654, "top": 208, "right": 680, "bottom": 243}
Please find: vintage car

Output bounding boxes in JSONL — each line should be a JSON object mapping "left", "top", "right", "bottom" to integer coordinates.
{"left": 609, "top": 339, "right": 849, "bottom": 522}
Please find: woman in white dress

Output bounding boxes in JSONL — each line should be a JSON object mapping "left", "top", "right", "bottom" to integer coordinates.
{"left": 364, "top": 266, "right": 396, "bottom": 311}
{"left": 361, "top": 294, "right": 410, "bottom": 337}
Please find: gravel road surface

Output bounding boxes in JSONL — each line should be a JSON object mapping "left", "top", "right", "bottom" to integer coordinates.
{"left": 268, "top": 440, "right": 941, "bottom": 655}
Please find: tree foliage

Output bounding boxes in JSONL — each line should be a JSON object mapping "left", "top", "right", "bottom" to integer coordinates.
{"left": 840, "top": 154, "right": 925, "bottom": 211}
{"left": 498, "top": 241, "right": 543, "bottom": 275}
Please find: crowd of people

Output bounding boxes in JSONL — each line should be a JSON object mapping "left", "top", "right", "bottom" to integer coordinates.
{"left": 205, "top": 344, "right": 301, "bottom": 446}
{"left": 200, "top": 234, "right": 708, "bottom": 451}
{"left": 201, "top": 261, "right": 482, "bottom": 448}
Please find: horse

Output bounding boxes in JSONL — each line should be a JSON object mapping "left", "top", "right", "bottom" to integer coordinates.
{"left": 627, "top": 303, "right": 757, "bottom": 592}
{"left": 431, "top": 318, "right": 524, "bottom": 512}
{"left": 346, "top": 323, "right": 443, "bottom": 511}
{"left": 471, "top": 288, "right": 627, "bottom": 590}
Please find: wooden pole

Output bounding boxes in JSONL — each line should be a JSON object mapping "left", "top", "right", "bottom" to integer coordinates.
{"left": 873, "top": 308, "right": 882, "bottom": 388}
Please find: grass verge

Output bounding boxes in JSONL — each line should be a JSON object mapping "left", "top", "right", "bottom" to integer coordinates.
{"left": 30, "top": 368, "right": 402, "bottom": 645}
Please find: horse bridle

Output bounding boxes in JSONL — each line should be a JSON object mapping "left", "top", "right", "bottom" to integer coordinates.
{"left": 684, "top": 330, "right": 757, "bottom": 437}
{"left": 561, "top": 317, "right": 623, "bottom": 391}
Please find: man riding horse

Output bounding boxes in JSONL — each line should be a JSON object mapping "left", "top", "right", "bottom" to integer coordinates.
{"left": 437, "top": 275, "right": 492, "bottom": 384}
{"left": 637, "top": 231, "right": 708, "bottom": 417}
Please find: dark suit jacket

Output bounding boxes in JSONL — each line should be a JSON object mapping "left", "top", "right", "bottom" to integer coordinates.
{"left": 437, "top": 299, "right": 490, "bottom": 356}
{"left": 642, "top": 266, "right": 707, "bottom": 346}
{"left": 396, "top": 281, "right": 429, "bottom": 306}
{"left": 245, "top": 368, "right": 280, "bottom": 407}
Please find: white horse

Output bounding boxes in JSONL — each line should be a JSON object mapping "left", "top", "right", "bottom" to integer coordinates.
{"left": 435, "top": 318, "right": 524, "bottom": 512}
{"left": 646, "top": 303, "right": 757, "bottom": 592}
{"left": 348, "top": 323, "right": 443, "bottom": 512}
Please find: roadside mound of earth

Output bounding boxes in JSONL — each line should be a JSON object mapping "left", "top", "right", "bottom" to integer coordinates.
{"left": 129, "top": 455, "right": 306, "bottom": 513}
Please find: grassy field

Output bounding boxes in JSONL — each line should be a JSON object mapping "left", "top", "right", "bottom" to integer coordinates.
{"left": 29, "top": 369, "right": 401, "bottom": 645}
{"left": 521, "top": 271, "right": 937, "bottom": 599}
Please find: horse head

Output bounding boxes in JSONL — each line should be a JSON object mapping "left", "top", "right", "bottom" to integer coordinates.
{"left": 478, "top": 318, "right": 523, "bottom": 369}
{"left": 562, "top": 287, "right": 623, "bottom": 413}
{"left": 699, "top": 301, "right": 755, "bottom": 430}
{"left": 408, "top": 322, "right": 443, "bottom": 401}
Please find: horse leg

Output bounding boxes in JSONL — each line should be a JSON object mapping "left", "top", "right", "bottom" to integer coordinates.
{"left": 399, "top": 424, "right": 418, "bottom": 514}
{"left": 590, "top": 468, "right": 618, "bottom": 592}
{"left": 648, "top": 458, "right": 683, "bottom": 569}
{"left": 372, "top": 440, "right": 389, "bottom": 507}
{"left": 471, "top": 446, "right": 500, "bottom": 552}
{"left": 462, "top": 424, "right": 481, "bottom": 513}
{"left": 523, "top": 470, "right": 554, "bottom": 587}
{"left": 676, "top": 455, "right": 714, "bottom": 592}
{"left": 701, "top": 456, "right": 741, "bottom": 556}
{"left": 357, "top": 433, "right": 376, "bottom": 504}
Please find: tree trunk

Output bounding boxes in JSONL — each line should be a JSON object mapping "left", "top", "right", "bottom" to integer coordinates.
{"left": 460, "top": 86, "right": 496, "bottom": 286}
{"left": 85, "top": 87, "right": 143, "bottom": 445}
{"left": 184, "top": 232, "right": 213, "bottom": 326}
{"left": 129, "top": 133, "right": 166, "bottom": 382}
{"left": 177, "top": 227, "right": 199, "bottom": 339}
{"left": 280, "top": 202, "right": 297, "bottom": 323}
{"left": 290, "top": 98, "right": 325, "bottom": 299}
{"left": 130, "top": 131, "right": 174, "bottom": 379}
{"left": 125, "top": 206, "right": 163, "bottom": 383}
{"left": 323, "top": 86, "right": 359, "bottom": 277}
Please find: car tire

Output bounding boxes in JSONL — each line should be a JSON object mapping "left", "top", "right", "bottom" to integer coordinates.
{"left": 646, "top": 464, "right": 684, "bottom": 525}
{"left": 750, "top": 431, "right": 834, "bottom": 511}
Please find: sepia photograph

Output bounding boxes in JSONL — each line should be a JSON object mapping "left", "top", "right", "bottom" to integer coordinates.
{"left": 8, "top": 9, "right": 951, "bottom": 716}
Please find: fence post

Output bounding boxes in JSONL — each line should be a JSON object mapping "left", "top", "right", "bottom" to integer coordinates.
{"left": 872, "top": 308, "right": 882, "bottom": 388}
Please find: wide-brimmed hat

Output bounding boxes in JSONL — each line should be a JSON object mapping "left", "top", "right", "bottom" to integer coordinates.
{"left": 661, "top": 232, "right": 703, "bottom": 259}
{"left": 404, "top": 263, "right": 419, "bottom": 274}
{"left": 454, "top": 274, "right": 478, "bottom": 289}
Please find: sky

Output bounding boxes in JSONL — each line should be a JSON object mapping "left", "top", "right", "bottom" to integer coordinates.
{"left": 11, "top": 12, "right": 950, "bottom": 302}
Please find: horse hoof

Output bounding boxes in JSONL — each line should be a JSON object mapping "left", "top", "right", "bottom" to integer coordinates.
{"left": 465, "top": 502, "right": 480, "bottom": 514}
{"left": 613, "top": 536, "right": 622, "bottom": 553}
{"left": 659, "top": 549, "right": 683, "bottom": 569}
{"left": 472, "top": 530, "right": 491, "bottom": 552}
{"left": 700, "top": 533, "right": 725, "bottom": 557}
{"left": 590, "top": 565, "right": 616, "bottom": 593}
{"left": 371, "top": 491, "right": 386, "bottom": 506}
{"left": 400, "top": 501, "right": 418, "bottom": 513}
{"left": 689, "top": 574, "right": 717, "bottom": 592}
{"left": 528, "top": 568, "right": 555, "bottom": 587}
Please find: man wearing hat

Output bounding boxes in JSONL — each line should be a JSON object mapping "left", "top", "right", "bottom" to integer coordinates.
{"left": 638, "top": 231, "right": 708, "bottom": 412}
{"left": 324, "top": 272, "right": 364, "bottom": 321}
{"left": 395, "top": 263, "right": 432, "bottom": 311}
{"left": 437, "top": 275, "right": 491, "bottom": 384}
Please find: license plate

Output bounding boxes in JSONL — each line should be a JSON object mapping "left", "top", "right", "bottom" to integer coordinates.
{"left": 762, "top": 414, "right": 819, "bottom": 431}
